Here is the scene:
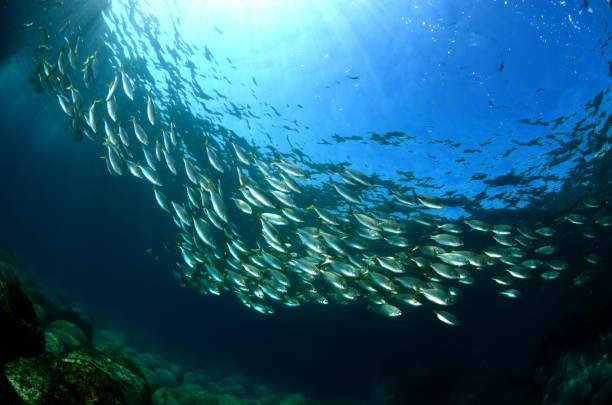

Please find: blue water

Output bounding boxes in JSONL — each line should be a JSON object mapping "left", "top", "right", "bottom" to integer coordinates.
{"left": 1, "top": 0, "right": 611, "bottom": 403}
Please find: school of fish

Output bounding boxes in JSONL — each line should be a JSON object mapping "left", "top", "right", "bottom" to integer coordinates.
{"left": 28, "top": 27, "right": 609, "bottom": 327}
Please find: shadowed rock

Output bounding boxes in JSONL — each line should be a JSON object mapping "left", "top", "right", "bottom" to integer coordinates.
{"left": 65, "top": 346, "right": 152, "bottom": 405}
{"left": 3, "top": 352, "right": 126, "bottom": 405}
{"left": 0, "top": 280, "right": 44, "bottom": 365}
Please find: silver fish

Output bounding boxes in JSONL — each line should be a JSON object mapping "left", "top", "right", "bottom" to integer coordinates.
{"left": 205, "top": 139, "right": 224, "bottom": 173}
{"left": 146, "top": 92, "right": 156, "bottom": 125}
{"left": 121, "top": 69, "right": 134, "bottom": 100}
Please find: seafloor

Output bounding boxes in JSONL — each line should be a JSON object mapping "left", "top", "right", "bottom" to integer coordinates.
{"left": 0, "top": 246, "right": 610, "bottom": 405}
{"left": 0, "top": 247, "right": 327, "bottom": 405}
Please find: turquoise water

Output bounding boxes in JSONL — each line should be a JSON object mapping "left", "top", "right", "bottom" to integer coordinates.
{"left": 0, "top": 0, "right": 611, "bottom": 403}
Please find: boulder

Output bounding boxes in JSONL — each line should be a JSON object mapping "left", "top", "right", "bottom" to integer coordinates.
{"left": 152, "top": 384, "right": 223, "bottom": 405}
{"left": 44, "top": 319, "right": 88, "bottom": 357}
{"left": 217, "top": 393, "right": 247, "bottom": 405}
{"left": 65, "top": 346, "right": 152, "bottom": 405}
{"left": 0, "top": 249, "right": 15, "bottom": 265}
{"left": 174, "top": 384, "right": 221, "bottom": 405}
{"left": 154, "top": 367, "right": 179, "bottom": 387}
{"left": 47, "top": 319, "right": 88, "bottom": 343}
{"left": 45, "top": 305, "right": 94, "bottom": 342}
{"left": 3, "top": 352, "right": 126, "bottom": 404}
{"left": 0, "top": 280, "right": 44, "bottom": 364}
{"left": 21, "top": 285, "right": 67, "bottom": 313}
{"left": 182, "top": 371, "right": 209, "bottom": 387}
{"left": 0, "top": 261, "right": 20, "bottom": 285}
{"left": 152, "top": 386, "right": 180, "bottom": 405}
{"left": 0, "top": 373, "right": 21, "bottom": 405}
{"left": 276, "top": 393, "right": 313, "bottom": 405}
{"left": 31, "top": 302, "right": 46, "bottom": 324}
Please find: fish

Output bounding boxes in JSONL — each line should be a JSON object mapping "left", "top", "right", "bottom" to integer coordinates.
{"left": 140, "top": 165, "right": 163, "bottom": 186}
{"left": 193, "top": 218, "right": 216, "bottom": 249}
{"left": 106, "top": 75, "right": 119, "bottom": 100}
{"left": 279, "top": 172, "right": 301, "bottom": 193}
{"left": 87, "top": 99, "right": 102, "bottom": 133}
{"left": 142, "top": 146, "right": 157, "bottom": 171}
{"left": 169, "top": 121, "right": 178, "bottom": 146}
{"left": 430, "top": 234, "right": 463, "bottom": 247}
{"left": 106, "top": 96, "right": 118, "bottom": 122}
{"left": 499, "top": 289, "right": 520, "bottom": 299}
{"left": 31, "top": 21, "right": 608, "bottom": 329}
{"left": 209, "top": 187, "right": 228, "bottom": 223}
{"left": 205, "top": 138, "right": 224, "bottom": 173}
{"left": 330, "top": 178, "right": 361, "bottom": 204}
{"left": 271, "top": 190, "right": 296, "bottom": 207}
{"left": 371, "top": 304, "right": 402, "bottom": 317}
{"left": 260, "top": 212, "right": 289, "bottom": 226}
{"left": 57, "top": 93, "right": 73, "bottom": 116}
{"left": 106, "top": 145, "right": 124, "bottom": 175}
{"left": 415, "top": 193, "right": 446, "bottom": 209}
{"left": 343, "top": 168, "right": 372, "bottom": 187}
{"left": 118, "top": 124, "right": 130, "bottom": 147}
{"left": 273, "top": 158, "right": 309, "bottom": 178}
{"left": 540, "top": 270, "right": 560, "bottom": 280}
{"left": 232, "top": 197, "right": 252, "bottom": 214}
{"left": 172, "top": 201, "right": 192, "bottom": 227}
{"left": 308, "top": 205, "right": 339, "bottom": 226}
{"left": 438, "top": 223, "right": 463, "bottom": 234}
{"left": 246, "top": 184, "right": 278, "bottom": 208}
{"left": 153, "top": 188, "right": 171, "bottom": 213}
{"left": 162, "top": 148, "right": 177, "bottom": 175}
{"left": 231, "top": 140, "right": 250, "bottom": 165}
{"left": 182, "top": 157, "right": 200, "bottom": 185}
{"left": 146, "top": 92, "right": 155, "bottom": 125}
{"left": 535, "top": 226, "right": 555, "bottom": 237}
{"left": 595, "top": 216, "right": 612, "bottom": 227}
{"left": 464, "top": 219, "right": 489, "bottom": 232}
{"left": 130, "top": 117, "right": 149, "bottom": 145}
{"left": 565, "top": 213, "right": 587, "bottom": 225}
{"left": 120, "top": 68, "right": 134, "bottom": 100}
{"left": 434, "top": 310, "right": 458, "bottom": 326}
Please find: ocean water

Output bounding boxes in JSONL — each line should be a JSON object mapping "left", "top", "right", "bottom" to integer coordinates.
{"left": 0, "top": 0, "right": 611, "bottom": 403}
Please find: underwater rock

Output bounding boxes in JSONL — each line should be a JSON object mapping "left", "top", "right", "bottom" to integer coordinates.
{"left": 94, "top": 328, "right": 129, "bottom": 350}
{"left": 45, "top": 305, "right": 94, "bottom": 341}
{"left": 0, "top": 261, "right": 20, "bottom": 286}
{"left": 65, "top": 346, "right": 152, "bottom": 405}
{"left": 251, "top": 385, "right": 276, "bottom": 404}
{"left": 152, "top": 384, "right": 220, "bottom": 405}
{"left": 182, "top": 371, "right": 209, "bottom": 387}
{"left": 154, "top": 367, "right": 179, "bottom": 387}
{"left": 3, "top": 352, "right": 126, "bottom": 404}
{"left": 217, "top": 393, "right": 261, "bottom": 405}
{"left": 0, "top": 280, "right": 44, "bottom": 364}
{"left": 152, "top": 386, "right": 181, "bottom": 405}
{"left": 31, "top": 302, "right": 46, "bottom": 325}
{"left": 44, "top": 319, "right": 89, "bottom": 357}
{"left": 139, "top": 365, "right": 159, "bottom": 392}
{"left": 541, "top": 343, "right": 612, "bottom": 405}
{"left": 43, "top": 329, "right": 65, "bottom": 358}
{"left": 22, "top": 286, "right": 65, "bottom": 312}
{"left": 0, "top": 373, "right": 21, "bottom": 405}
{"left": 0, "top": 249, "right": 15, "bottom": 265}
{"left": 207, "top": 375, "right": 251, "bottom": 398}
{"left": 275, "top": 393, "right": 317, "bottom": 405}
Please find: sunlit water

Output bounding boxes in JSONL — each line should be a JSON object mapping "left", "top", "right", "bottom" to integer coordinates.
{"left": 0, "top": 0, "right": 611, "bottom": 403}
